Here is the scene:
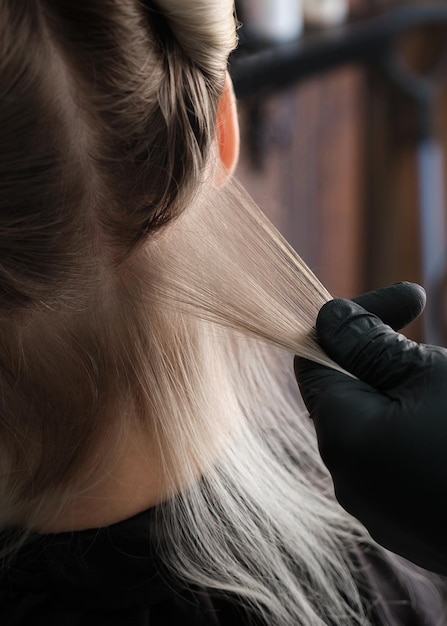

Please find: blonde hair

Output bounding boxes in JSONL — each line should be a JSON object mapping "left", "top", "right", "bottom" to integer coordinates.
{"left": 0, "top": 1, "right": 444, "bottom": 624}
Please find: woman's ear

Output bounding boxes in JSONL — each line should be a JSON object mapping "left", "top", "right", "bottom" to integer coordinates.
{"left": 216, "top": 72, "right": 240, "bottom": 185}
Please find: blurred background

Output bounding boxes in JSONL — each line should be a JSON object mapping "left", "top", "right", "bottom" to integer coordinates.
{"left": 230, "top": 0, "right": 447, "bottom": 343}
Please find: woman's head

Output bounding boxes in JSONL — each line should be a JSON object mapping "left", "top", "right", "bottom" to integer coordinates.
{"left": 0, "top": 0, "right": 239, "bottom": 527}
{"left": 0, "top": 0, "right": 337, "bottom": 531}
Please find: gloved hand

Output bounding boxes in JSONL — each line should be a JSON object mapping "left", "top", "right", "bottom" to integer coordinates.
{"left": 294, "top": 282, "right": 447, "bottom": 576}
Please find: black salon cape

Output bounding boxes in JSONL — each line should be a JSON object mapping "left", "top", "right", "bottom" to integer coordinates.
{"left": 0, "top": 506, "right": 444, "bottom": 625}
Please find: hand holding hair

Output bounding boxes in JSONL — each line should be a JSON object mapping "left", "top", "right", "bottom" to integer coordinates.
{"left": 294, "top": 282, "right": 447, "bottom": 576}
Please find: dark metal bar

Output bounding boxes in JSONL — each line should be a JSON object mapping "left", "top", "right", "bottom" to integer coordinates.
{"left": 230, "top": 2, "right": 447, "bottom": 99}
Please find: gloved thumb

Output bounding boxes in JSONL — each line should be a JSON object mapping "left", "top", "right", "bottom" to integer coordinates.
{"left": 295, "top": 282, "right": 426, "bottom": 414}
{"left": 316, "top": 298, "right": 425, "bottom": 391}
{"left": 351, "top": 281, "right": 425, "bottom": 331}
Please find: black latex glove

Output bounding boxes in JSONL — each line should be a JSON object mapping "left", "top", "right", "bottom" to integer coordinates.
{"left": 294, "top": 282, "right": 447, "bottom": 576}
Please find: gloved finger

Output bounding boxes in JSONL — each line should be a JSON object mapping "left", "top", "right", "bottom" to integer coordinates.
{"left": 294, "top": 356, "right": 361, "bottom": 414}
{"left": 316, "top": 299, "right": 426, "bottom": 390}
{"left": 294, "top": 356, "right": 392, "bottom": 457}
{"left": 294, "top": 282, "right": 424, "bottom": 408}
{"left": 351, "top": 281, "right": 426, "bottom": 331}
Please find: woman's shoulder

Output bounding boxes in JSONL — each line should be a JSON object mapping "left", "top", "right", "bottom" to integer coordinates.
{"left": 0, "top": 509, "right": 445, "bottom": 626}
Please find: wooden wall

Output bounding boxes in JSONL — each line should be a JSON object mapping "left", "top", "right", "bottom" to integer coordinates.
{"left": 236, "top": 66, "right": 367, "bottom": 300}
{"left": 235, "top": 24, "right": 447, "bottom": 342}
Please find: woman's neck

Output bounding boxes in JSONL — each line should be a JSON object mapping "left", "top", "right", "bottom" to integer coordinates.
{"left": 37, "top": 436, "right": 169, "bottom": 533}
